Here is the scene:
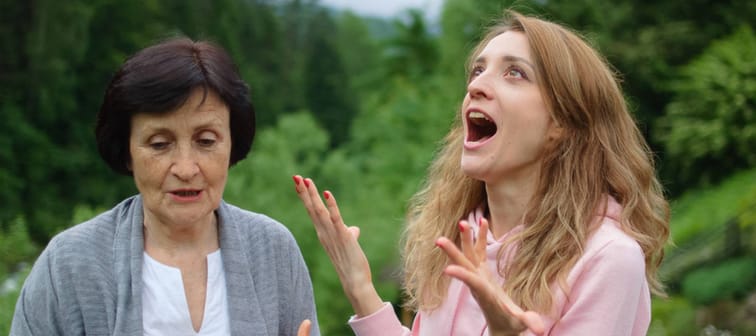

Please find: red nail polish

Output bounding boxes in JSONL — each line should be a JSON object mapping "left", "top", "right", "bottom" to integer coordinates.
{"left": 292, "top": 175, "right": 299, "bottom": 185}
{"left": 324, "top": 191, "right": 331, "bottom": 199}
{"left": 458, "top": 222, "right": 465, "bottom": 232}
{"left": 304, "top": 178, "right": 311, "bottom": 187}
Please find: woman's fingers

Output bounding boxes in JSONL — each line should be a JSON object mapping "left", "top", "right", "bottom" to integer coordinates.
{"left": 459, "top": 220, "right": 476, "bottom": 263}
{"left": 436, "top": 237, "right": 476, "bottom": 270}
{"left": 293, "top": 176, "right": 346, "bottom": 238}
{"left": 443, "top": 264, "right": 488, "bottom": 290}
{"left": 292, "top": 175, "right": 384, "bottom": 318}
{"left": 445, "top": 265, "right": 545, "bottom": 335}
{"left": 324, "top": 190, "right": 346, "bottom": 228}
{"left": 439, "top": 219, "right": 544, "bottom": 335}
{"left": 304, "top": 178, "right": 333, "bottom": 228}
{"left": 293, "top": 175, "right": 321, "bottom": 223}
{"left": 475, "top": 218, "right": 488, "bottom": 258}
{"left": 297, "top": 319, "right": 311, "bottom": 336}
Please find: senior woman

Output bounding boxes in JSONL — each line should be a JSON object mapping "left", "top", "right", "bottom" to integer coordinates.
{"left": 11, "top": 38, "right": 319, "bottom": 336}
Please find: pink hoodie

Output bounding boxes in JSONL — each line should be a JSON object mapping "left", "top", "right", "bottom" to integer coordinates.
{"left": 349, "top": 197, "right": 650, "bottom": 335}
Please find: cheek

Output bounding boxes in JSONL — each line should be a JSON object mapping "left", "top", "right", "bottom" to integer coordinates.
{"left": 131, "top": 159, "right": 162, "bottom": 188}
{"left": 206, "top": 151, "right": 231, "bottom": 181}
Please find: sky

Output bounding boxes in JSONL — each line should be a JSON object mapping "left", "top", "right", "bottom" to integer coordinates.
{"left": 318, "top": 0, "right": 445, "bottom": 19}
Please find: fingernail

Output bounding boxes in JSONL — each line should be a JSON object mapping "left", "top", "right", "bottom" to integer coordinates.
{"left": 458, "top": 221, "right": 465, "bottom": 232}
{"left": 304, "top": 178, "right": 311, "bottom": 187}
{"left": 292, "top": 175, "right": 300, "bottom": 185}
{"left": 435, "top": 238, "right": 443, "bottom": 247}
{"left": 324, "top": 191, "right": 331, "bottom": 199}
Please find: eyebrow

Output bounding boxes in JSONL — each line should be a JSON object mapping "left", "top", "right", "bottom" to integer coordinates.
{"left": 135, "top": 119, "right": 225, "bottom": 135}
{"left": 474, "top": 55, "right": 536, "bottom": 72}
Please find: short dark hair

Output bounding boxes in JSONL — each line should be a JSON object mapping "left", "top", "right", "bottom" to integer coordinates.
{"left": 95, "top": 37, "right": 255, "bottom": 175}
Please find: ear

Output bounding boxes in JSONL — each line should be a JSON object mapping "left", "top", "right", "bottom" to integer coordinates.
{"left": 547, "top": 121, "right": 564, "bottom": 141}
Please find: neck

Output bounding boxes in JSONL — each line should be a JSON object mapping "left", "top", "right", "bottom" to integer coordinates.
{"left": 484, "top": 175, "right": 539, "bottom": 239}
{"left": 143, "top": 213, "right": 219, "bottom": 259}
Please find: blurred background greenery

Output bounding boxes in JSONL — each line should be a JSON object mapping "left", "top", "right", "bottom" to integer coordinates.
{"left": 0, "top": 0, "right": 754, "bottom": 334}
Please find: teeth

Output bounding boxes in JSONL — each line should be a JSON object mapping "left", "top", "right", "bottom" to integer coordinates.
{"left": 176, "top": 191, "right": 198, "bottom": 196}
{"left": 469, "top": 111, "right": 490, "bottom": 121}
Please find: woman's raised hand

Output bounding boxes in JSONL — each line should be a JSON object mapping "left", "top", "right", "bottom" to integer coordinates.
{"left": 435, "top": 218, "right": 545, "bottom": 336}
{"left": 293, "top": 175, "right": 384, "bottom": 317}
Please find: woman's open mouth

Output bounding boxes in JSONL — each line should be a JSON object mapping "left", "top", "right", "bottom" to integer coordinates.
{"left": 466, "top": 111, "right": 497, "bottom": 143}
{"left": 169, "top": 189, "right": 202, "bottom": 201}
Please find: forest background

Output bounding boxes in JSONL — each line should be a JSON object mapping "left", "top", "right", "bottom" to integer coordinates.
{"left": 0, "top": 0, "right": 754, "bottom": 334}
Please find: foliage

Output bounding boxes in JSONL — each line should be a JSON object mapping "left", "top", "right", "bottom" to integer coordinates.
{"left": 0, "top": 217, "right": 38, "bottom": 280}
{"left": 681, "top": 257, "right": 756, "bottom": 305}
{"left": 0, "top": 218, "right": 36, "bottom": 334}
{"left": 648, "top": 297, "right": 698, "bottom": 336}
{"left": 333, "top": 11, "right": 384, "bottom": 98}
{"left": 384, "top": 9, "right": 440, "bottom": 78}
{"left": 659, "top": 169, "right": 756, "bottom": 285}
{"left": 304, "top": 9, "right": 359, "bottom": 147}
{"left": 665, "top": 169, "right": 756, "bottom": 245}
{"left": 0, "top": 267, "right": 30, "bottom": 336}
{"left": 656, "top": 26, "right": 756, "bottom": 188}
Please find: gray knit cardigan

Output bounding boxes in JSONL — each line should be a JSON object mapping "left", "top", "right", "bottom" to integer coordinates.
{"left": 11, "top": 195, "right": 320, "bottom": 335}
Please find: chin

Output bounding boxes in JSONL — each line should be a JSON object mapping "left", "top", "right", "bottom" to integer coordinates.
{"left": 460, "top": 159, "right": 488, "bottom": 182}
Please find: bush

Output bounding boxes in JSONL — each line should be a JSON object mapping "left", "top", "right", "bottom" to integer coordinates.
{"left": 0, "top": 267, "right": 30, "bottom": 335}
{"left": 656, "top": 26, "right": 756, "bottom": 188}
{"left": 649, "top": 296, "right": 698, "bottom": 336}
{"left": 0, "top": 217, "right": 38, "bottom": 279}
{"left": 681, "top": 257, "right": 756, "bottom": 305}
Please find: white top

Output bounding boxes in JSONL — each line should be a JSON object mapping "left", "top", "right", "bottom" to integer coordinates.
{"left": 142, "top": 250, "right": 230, "bottom": 336}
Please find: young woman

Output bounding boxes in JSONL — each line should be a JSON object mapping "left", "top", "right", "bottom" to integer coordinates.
{"left": 294, "top": 10, "right": 668, "bottom": 336}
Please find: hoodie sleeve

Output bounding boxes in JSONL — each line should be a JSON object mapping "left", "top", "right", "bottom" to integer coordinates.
{"left": 348, "top": 303, "right": 413, "bottom": 336}
{"left": 548, "top": 229, "right": 651, "bottom": 336}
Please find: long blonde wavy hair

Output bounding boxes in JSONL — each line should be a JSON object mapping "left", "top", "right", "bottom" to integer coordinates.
{"left": 402, "top": 10, "right": 670, "bottom": 314}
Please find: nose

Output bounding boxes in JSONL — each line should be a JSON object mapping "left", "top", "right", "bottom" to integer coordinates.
{"left": 170, "top": 146, "right": 199, "bottom": 180}
{"left": 467, "top": 72, "right": 492, "bottom": 100}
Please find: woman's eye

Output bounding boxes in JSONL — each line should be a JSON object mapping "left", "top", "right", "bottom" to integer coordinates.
{"left": 505, "top": 67, "right": 526, "bottom": 80}
{"left": 149, "top": 142, "right": 170, "bottom": 150}
{"left": 469, "top": 66, "right": 484, "bottom": 81}
{"left": 197, "top": 138, "right": 216, "bottom": 147}
{"left": 196, "top": 130, "right": 219, "bottom": 147}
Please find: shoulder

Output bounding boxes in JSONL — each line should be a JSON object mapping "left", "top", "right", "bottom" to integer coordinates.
{"left": 216, "top": 201, "right": 309, "bottom": 285}
{"left": 217, "top": 201, "right": 300, "bottom": 258}
{"left": 587, "top": 220, "right": 644, "bottom": 262}
{"left": 569, "top": 219, "right": 646, "bottom": 284}
{"left": 219, "top": 201, "right": 295, "bottom": 240}
{"left": 45, "top": 196, "right": 139, "bottom": 263}
{"left": 20, "top": 197, "right": 139, "bottom": 300}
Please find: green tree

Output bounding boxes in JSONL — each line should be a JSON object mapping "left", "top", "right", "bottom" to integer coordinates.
{"left": 163, "top": 0, "right": 291, "bottom": 128}
{"left": 384, "top": 9, "right": 440, "bottom": 78}
{"left": 304, "top": 9, "right": 358, "bottom": 147}
{"left": 655, "top": 26, "right": 755, "bottom": 187}
{"left": 334, "top": 11, "right": 383, "bottom": 100}
{"left": 0, "top": 0, "right": 164, "bottom": 241}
